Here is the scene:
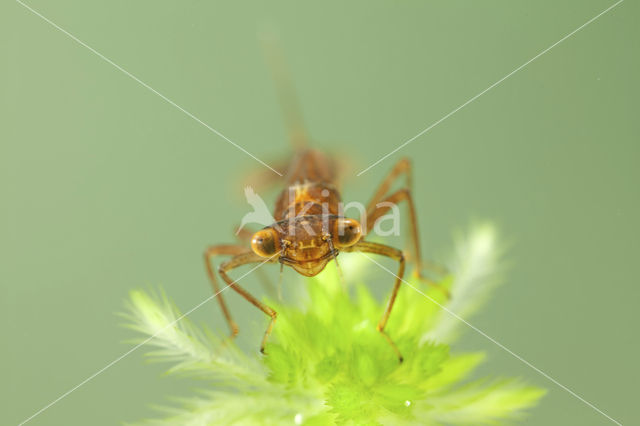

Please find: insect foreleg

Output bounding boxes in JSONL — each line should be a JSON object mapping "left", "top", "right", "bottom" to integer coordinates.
{"left": 218, "top": 252, "right": 279, "bottom": 353}
{"left": 204, "top": 245, "right": 252, "bottom": 338}
{"left": 343, "top": 241, "right": 405, "bottom": 362}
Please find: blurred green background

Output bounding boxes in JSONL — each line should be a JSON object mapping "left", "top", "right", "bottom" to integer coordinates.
{"left": 1, "top": 0, "right": 637, "bottom": 424}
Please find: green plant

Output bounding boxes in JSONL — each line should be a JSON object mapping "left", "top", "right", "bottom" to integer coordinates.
{"left": 123, "top": 224, "right": 544, "bottom": 425}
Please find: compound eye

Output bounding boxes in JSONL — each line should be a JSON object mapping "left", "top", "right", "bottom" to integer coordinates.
{"left": 251, "top": 228, "right": 280, "bottom": 257}
{"left": 333, "top": 218, "right": 362, "bottom": 248}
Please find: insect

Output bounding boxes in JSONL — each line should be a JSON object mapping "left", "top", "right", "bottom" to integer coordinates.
{"left": 204, "top": 40, "right": 448, "bottom": 362}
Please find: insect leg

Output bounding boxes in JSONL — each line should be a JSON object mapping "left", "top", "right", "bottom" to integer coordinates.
{"left": 367, "top": 188, "right": 450, "bottom": 299}
{"left": 234, "top": 226, "right": 278, "bottom": 299}
{"left": 367, "top": 188, "right": 422, "bottom": 268}
{"left": 343, "top": 241, "right": 405, "bottom": 362}
{"left": 365, "top": 157, "right": 412, "bottom": 218}
{"left": 365, "top": 158, "right": 450, "bottom": 291}
{"left": 204, "top": 245, "right": 253, "bottom": 338}
{"left": 218, "top": 252, "right": 279, "bottom": 353}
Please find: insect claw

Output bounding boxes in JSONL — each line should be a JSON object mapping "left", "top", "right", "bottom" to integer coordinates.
{"left": 377, "top": 325, "right": 404, "bottom": 362}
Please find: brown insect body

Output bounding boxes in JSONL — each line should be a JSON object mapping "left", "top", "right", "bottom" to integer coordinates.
{"left": 203, "top": 41, "right": 448, "bottom": 361}
{"left": 271, "top": 148, "right": 345, "bottom": 277}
